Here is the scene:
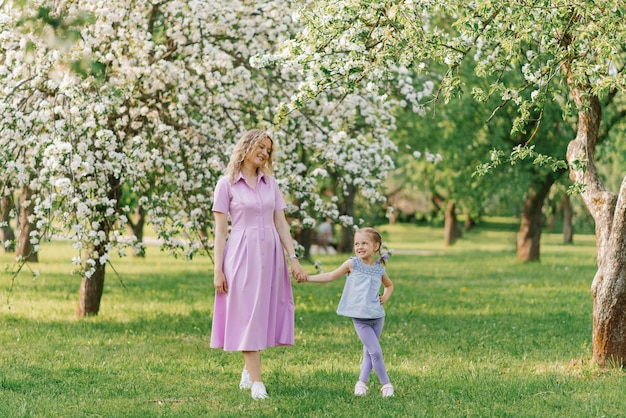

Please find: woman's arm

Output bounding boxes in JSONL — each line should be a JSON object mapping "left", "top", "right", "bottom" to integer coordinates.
{"left": 305, "top": 259, "right": 352, "bottom": 283}
{"left": 379, "top": 273, "right": 394, "bottom": 304}
{"left": 213, "top": 211, "right": 229, "bottom": 293}
{"left": 274, "top": 209, "right": 306, "bottom": 280}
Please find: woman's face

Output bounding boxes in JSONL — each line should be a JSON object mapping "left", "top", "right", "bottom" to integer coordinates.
{"left": 244, "top": 137, "right": 272, "bottom": 169}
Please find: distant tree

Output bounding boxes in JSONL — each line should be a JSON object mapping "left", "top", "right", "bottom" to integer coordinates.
{"left": 390, "top": 59, "right": 574, "bottom": 255}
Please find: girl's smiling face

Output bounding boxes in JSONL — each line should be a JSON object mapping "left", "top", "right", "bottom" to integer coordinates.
{"left": 353, "top": 231, "right": 380, "bottom": 264}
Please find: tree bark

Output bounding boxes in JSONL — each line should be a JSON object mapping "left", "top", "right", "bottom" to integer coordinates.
{"left": 76, "top": 246, "right": 106, "bottom": 317}
{"left": 566, "top": 90, "right": 626, "bottom": 366}
{"left": 517, "top": 171, "right": 563, "bottom": 262}
{"left": 126, "top": 205, "right": 146, "bottom": 257}
{"left": 0, "top": 195, "right": 16, "bottom": 252}
{"left": 444, "top": 200, "right": 461, "bottom": 246}
{"left": 546, "top": 200, "right": 557, "bottom": 233}
{"left": 16, "top": 186, "right": 38, "bottom": 262}
{"left": 562, "top": 193, "right": 573, "bottom": 245}
{"left": 300, "top": 227, "right": 313, "bottom": 258}
{"left": 588, "top": 175, "right": 626, "bottom": 368}
{"left": 338, "top": 184, "right": 356, "bottom": 253}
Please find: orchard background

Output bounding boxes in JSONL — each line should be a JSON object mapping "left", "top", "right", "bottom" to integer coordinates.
{"left": 1, "top": 1, "right": 625, "bottom": 365}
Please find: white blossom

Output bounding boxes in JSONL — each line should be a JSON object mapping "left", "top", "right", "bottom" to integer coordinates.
{"left": 0, "top": 0, "right": 397, "bottom": 275}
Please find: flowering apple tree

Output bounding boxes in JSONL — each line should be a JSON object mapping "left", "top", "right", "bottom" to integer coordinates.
{"left": 0, "top": 1, "right": 402, "bottom": 316}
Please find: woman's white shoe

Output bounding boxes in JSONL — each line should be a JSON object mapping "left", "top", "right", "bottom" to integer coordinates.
{"left": 239, "top": 369, "right": 252, "bottom": 390}
{"left": 251, "top": 381, "right": 268, "bottom": 400}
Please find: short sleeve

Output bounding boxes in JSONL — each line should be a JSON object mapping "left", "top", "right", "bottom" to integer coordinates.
{"left": 212, "top": 177, "right": 231, "bottom": 214}
{"left": 271, "top": 177, "right": 287, "bottom": 212}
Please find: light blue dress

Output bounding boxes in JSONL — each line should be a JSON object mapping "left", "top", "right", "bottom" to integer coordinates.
{"left": 336, "top": 257, "right": 385, "bottom": 319}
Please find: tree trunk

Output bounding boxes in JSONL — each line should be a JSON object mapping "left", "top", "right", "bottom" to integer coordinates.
{"left": 431, "top": 194, "right": 444, "bottom": 212}
{"left": 546, "top": 199, "right": 557, "bottom": 233}
{"left": 464, "top": 215, "right": 476, "bottom": 232}
{"left": 516, "top": 171, "right": 563, "bottom": 262}
{"left": 444, "top": 200, "right": 461, "bottom": 246}
{"left": 126, "top": 205, "right": 146, "bottom": 257}
{"left": 338, "top": 184, "right": 356, "bottom": 253}
{"left": 76, "top": 175, "right": 122, "bottom": 317}
{"left": 300, "top": 227, "right": 313, "bottom": 258}
{"left": 16, "top": 186, "right": 38, "bottom": 262}
{"left": 565, "top": 88, "right": 626, "bottom": 366}
{"left": 0, "top": 195, "right": 16, "bottom": 252}
{"left": 76, "top": 245, "right": 106, "bottom": 317}
{"left": 586, "top": 171, "right": 626, "bottom": 368}
{"left": 562, "top": 193, "right": 574, "bottom": 245}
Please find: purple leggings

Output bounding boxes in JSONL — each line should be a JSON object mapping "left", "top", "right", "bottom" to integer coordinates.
{"left": 352, "top": 317, "right": 390, "bottom": 385}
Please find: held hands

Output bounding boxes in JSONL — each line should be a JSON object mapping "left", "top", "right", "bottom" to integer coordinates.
{"left": 290, "top": 258, "right": 308, "bottom": 282}
{"left": 216, "top": 260, "right": 307, "bottom": 293}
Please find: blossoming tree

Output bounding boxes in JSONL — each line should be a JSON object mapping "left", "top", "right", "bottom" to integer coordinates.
{"left": 281, "top": 1, "right": 626, "bottom": 365}
{"left": 0, "top": 1, "right": 399, "bottom": 316}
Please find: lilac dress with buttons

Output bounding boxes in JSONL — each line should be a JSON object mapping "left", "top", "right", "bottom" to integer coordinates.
{"left": 210, "top": 172, "right": 294, "bottom": 351}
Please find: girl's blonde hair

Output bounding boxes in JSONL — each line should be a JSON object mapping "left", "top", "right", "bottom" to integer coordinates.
{"left": 225, "top": 129, "right": 274, "bottom": 183}
{"left": 356, "top": 227, "right": 388, "bottom": 265}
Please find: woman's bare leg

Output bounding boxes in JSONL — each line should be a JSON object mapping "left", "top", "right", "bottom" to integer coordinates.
{"left": 243, "top": 351, "right": 262, "bottom": 382}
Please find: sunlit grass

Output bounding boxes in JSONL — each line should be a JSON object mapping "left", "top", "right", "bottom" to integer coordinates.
{"left": 1, "top": 220, "right": 624, "bottom": 417}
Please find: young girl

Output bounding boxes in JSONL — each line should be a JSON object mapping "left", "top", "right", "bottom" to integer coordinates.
{"left": 299, "top": 227, "right": 395, "bottom": 397}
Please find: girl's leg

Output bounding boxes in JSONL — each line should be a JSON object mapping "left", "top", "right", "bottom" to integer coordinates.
{"left": 352, "top": 318, "right": 390, "bottom": 385}
{"left": 359, "top": 344, "right": 373, "bottom": 383}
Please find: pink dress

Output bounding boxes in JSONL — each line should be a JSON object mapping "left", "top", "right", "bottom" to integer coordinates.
{"left": 210, "top": 171, "right": 294, "bottom": 351}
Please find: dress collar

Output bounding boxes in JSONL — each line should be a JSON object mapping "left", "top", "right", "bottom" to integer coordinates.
{"left": 235, "top": 170, "right": 268, "bottom": 184}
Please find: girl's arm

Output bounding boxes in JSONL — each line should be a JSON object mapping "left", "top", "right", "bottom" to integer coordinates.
{"left": 379, "top": 273, "right": 394, "bottom": 304}
{"left": 213, "top": 211, "right": 229, "bottom": 293}
{"left": 305, "top": 259, "right": 352, "bottom": 283}
{"left": 274, "top": 209, "right": 306, "bottom": 281}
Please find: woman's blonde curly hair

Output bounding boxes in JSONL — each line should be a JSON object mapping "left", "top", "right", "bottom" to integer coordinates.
{"left": 225, "top": 129, "right": 274, "bottom": 183}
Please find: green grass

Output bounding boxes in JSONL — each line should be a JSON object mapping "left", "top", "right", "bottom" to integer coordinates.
{"left": 1, "top": 219, "right": 624, "bottom": 417}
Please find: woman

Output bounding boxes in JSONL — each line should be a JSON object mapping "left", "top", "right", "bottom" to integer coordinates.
{"left": 211, "top": 129, "right": 306, "bottom": 400}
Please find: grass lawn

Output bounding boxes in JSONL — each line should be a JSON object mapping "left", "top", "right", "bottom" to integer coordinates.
{"left": 1, "top": 219, "right": 624, "bottom": 417}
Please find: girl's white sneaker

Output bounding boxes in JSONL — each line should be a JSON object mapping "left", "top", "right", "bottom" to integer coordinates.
{"left": 251, "top": 381, "right": 268, "bottom": 400}
{"left": 381, "top": 383, "right": 394, "bottom": 398}
{"left": 239, "top": 369, "right": 252, "bottom": 390}
{"left": 354, "top": 381, "right": 368, "bottom": 396}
